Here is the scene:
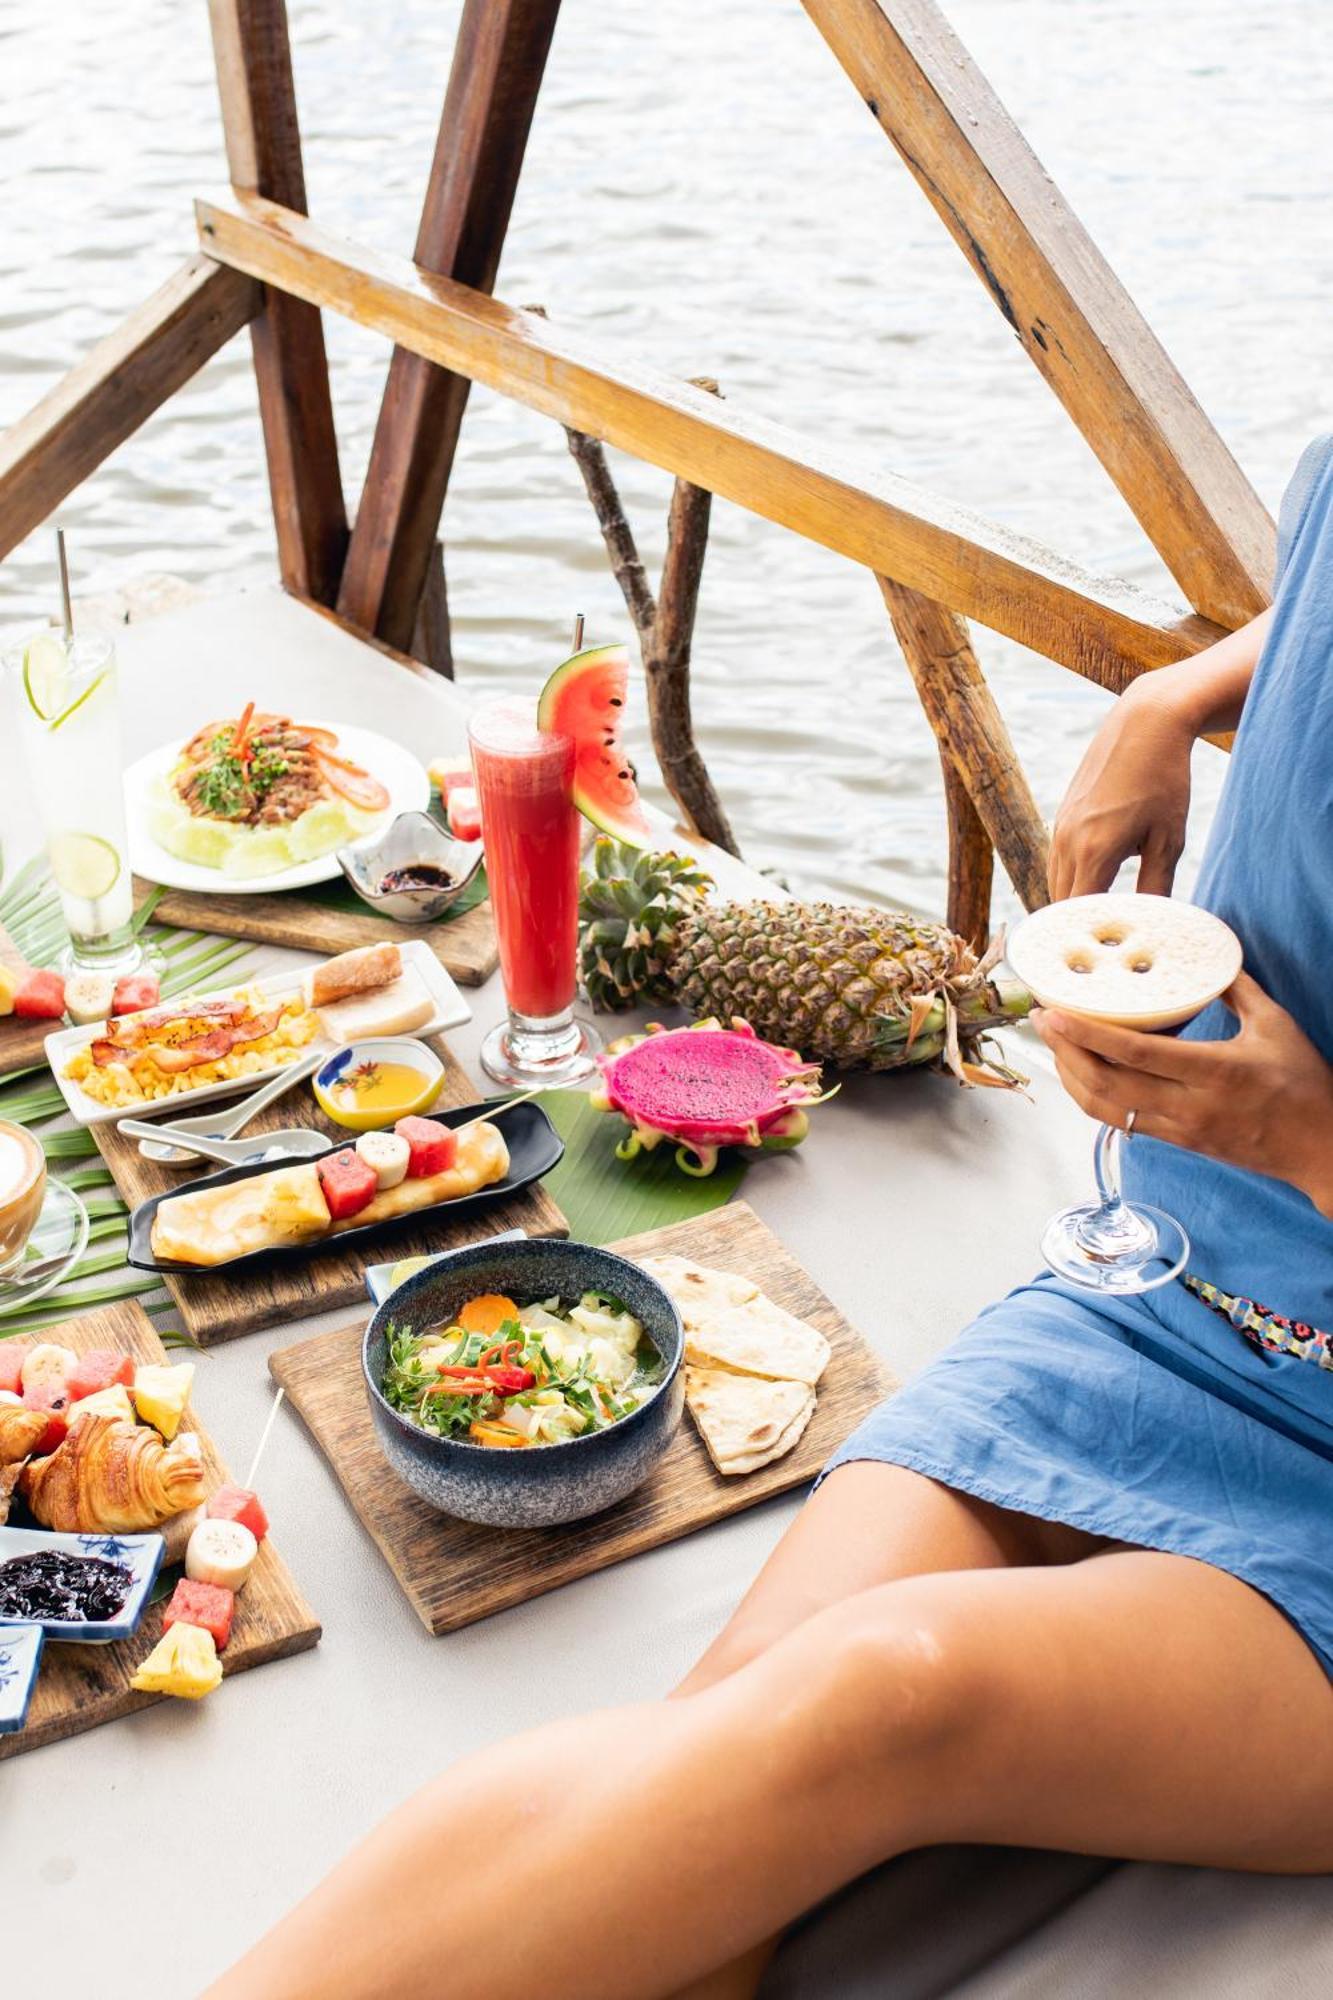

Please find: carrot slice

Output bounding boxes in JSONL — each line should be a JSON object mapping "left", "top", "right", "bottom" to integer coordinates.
{"left": 457, "top": 1294, "right": 520, "bottom": 1337}
{"left": 468, "top": 1420, "right": 528, "bottom": 1449}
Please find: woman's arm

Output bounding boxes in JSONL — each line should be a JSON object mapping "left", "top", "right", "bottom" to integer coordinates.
{"left": 1048, "top": 608, "right": 1273, "bottom": 900}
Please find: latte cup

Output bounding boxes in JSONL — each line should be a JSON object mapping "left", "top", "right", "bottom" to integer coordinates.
{"left": 0, "top": 1119, "right": 46, "bottom": 1276}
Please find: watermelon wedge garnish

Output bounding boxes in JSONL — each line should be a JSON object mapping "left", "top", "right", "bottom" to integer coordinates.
{"left": 537, "top": 642, "right": 652, "bottom": 849}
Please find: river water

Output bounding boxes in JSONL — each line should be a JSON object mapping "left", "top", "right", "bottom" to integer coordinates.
{"left": 1, "top": 0, "right": 1329, "bottom": 923}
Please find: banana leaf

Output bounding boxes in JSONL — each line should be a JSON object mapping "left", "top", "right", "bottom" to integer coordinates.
{"left": 535, "top": 1089, "right": 746, "bottom": 1244}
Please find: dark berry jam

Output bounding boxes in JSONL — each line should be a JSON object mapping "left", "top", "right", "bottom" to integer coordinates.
{"left": 378, "top": 862, "right": 454, "bottom": 894}
{"left": 0, "top": 1549, "right": 133, "bottom": 1622}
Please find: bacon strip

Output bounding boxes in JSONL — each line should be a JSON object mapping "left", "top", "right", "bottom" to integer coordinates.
{"left": 91, "top": 1005, "right": 290, "bottom": 1071}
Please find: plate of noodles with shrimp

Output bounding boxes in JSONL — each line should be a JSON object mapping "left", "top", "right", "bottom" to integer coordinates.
{"left": 126, "top": 705, "right": 429, "bottom": 892}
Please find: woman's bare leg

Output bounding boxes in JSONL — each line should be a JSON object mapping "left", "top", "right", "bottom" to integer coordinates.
{"left": 205, "top": 1538, "right": 1333, "bottom": 2000}
{"left": 666, "top": 1463, "right": 1105, "bottom": 2000}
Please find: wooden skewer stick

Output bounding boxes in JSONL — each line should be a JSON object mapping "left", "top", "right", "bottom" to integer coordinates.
{"left": 452, "top": 1083, "right": 555, "bottom": 1141}
{"left": 244, "top": 1384, "right": 286, "bottom": 1489}
{"left": 55, "top": 528, "right": 74, "bottom": 642}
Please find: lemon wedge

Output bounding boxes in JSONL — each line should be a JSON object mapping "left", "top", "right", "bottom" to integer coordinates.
{"left": 22, "top": 633, "right": 108, "bottom": 730}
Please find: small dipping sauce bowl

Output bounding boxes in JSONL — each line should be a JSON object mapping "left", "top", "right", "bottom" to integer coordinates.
{"left": 312, "top": 1036, "right": 446, "bottom": 1132}
{"left": 337, "top": 810, "right": 484, "bottom": 924}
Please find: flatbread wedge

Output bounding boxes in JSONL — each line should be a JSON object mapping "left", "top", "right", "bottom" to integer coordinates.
{"left": 685, "top": 1366, "right": 816, "bottom": 1477}
{"left": 639, "top": 1255, "right": 758, "bottom": 1326}
{"left": 685, "top": 1293, "right": 830, "bottom": 1388}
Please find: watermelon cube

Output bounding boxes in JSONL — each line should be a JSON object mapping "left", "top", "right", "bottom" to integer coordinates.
{"left": 0, "top": 1342, "right": 30, "bottom": 1397}
{"left": 13, "top": 970, "right": 66, "bottom": 1020}
{"left": 446, "top": 785, "right": 482, "bottom": 842}
{"left": 207, "top": 1482, "right": 269, "bottom": 1542}
{"left": 162, "top": 1577, "right": 235, "bottom": 1651}
{"left": 66, "top": 1348, "right": 135, "bottom": 1402}
{"left": 316, "top": 1148, "right": 379, "bottom": 1221}
{"left": 428, "top": 755, "right": 473, "bottom": 802}
{"left": 395, "top": 1116, "right": 459, "bottom": 1179}
{"left": 21, "top": 1384, "right": 69, "bottom": 1456}
{"left": 112, "top": 970, "right": 161, "bottom": 1016}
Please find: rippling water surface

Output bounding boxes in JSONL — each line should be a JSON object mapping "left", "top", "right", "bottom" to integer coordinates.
{"left": 1, "top": 0, "right": 1329, "bottom": 920}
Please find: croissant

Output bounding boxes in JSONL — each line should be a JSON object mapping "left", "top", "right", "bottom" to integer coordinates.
{"left": 20, "top": 1411, "right": 207, "bottom": 1533}
{"left": 0, "top": 1404, "right": 48, "bottom": 1468}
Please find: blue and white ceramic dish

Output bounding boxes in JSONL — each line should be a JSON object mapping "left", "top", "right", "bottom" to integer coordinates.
{"left": 362, "top": 1237, "right": 685, "bottom": 1529}
{"left": 0, "top": 1622, "right": 44, "bottom": 1734}
{"left": 0, "top": 1523, "right": 164, "bottom": 1644}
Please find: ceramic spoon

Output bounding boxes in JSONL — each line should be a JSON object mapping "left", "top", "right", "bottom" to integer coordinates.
{"left": 114, "top": 1120, "right": 334, "bottom": 1170}
{"left": 119, "top": 1049, "right": 326, "bottom": 1165}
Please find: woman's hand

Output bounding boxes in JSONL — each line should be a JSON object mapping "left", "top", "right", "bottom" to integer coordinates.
{"left": 1048, "top": 677, "right": 1197, "bottom": 900}
{"left": 1032, "top": 973, "right": 1333, "bottom": 1218}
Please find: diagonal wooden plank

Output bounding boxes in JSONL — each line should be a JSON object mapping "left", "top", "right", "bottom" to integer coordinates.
{"left": 802, "top": 0, "right": 1275, "bottom": 629}
{"left": 335, "top": 0, "right": 562, "bottom": 650}
{"left": 0, "top": 258, "right": 257, "bottom": 561}
{"left": 208, "top": 0, "right": 348, "bottom": 603}
{"left": 198, "top": 190, "right": 1228, "bottom": 688}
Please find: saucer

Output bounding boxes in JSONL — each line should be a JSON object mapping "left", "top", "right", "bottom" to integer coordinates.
{"left": 0, "top": 1180, "right": 89, "bottom": 1316}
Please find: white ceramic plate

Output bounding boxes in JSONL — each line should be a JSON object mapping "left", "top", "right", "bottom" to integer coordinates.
{"left": 44, "top": 939, "right": 471, "bottom": 1127}
{"left": 124, "top": 721, "right": 430, "bottom": 895}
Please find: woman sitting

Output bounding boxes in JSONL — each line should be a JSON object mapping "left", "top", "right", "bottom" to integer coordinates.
{"left": 209, "top": 438, "right": 1333, "bottom": 2000}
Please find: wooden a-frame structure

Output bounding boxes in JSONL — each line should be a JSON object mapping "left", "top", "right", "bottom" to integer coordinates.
{"left": 0, "top": 0, "right": 1274, "bottom": 946}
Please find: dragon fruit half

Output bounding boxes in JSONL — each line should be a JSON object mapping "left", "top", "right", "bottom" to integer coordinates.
{"left": 590, "top": 1018, "right": 830, "bottom": 1177}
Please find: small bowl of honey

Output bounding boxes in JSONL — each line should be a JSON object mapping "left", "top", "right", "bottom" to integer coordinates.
{"left": 312, "top": 1037, "right": 446, "bottom": 1132}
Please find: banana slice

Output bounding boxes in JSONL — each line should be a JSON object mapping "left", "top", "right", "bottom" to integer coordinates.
{"left": 186, "top": 1517, "right": 258, "bottom": 1591}
{"left": 355, "top": 1130, "right": 410, "bottom": 1191}
{"left": 64, "top": 970, "right": 117, "bottom": 1026}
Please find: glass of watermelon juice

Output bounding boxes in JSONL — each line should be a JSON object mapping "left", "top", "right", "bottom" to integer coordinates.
{"left": 468, "top": 698, "right": 601, "bottom": 1086}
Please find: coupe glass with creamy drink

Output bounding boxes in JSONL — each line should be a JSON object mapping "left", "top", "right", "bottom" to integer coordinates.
{"left": 0, "top": 1118, "right": 88, "bottom": 1311}
{"left": 1007, "top": 893, "right": 1243, "bottom": 1295}
{"left": 6, "top": 629, "right": 144, "bottom": 975}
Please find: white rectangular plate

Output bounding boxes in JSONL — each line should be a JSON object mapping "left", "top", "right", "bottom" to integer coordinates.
{"left": 44, "top": 939, "right": 471, "bottom": 1127}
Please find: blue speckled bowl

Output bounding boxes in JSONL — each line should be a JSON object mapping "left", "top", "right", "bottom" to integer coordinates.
{"left": 362, "top": 1238, "right": 685, "bottom": 1528}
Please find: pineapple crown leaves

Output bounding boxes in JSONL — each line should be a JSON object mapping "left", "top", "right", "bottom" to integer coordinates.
{"left": 579, "top": 837, "right": 715, "bottom": 1011}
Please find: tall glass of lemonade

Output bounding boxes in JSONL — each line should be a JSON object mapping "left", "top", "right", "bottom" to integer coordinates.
{"left": 7, "top": 630, "right": 143, "bottom": 974}
{"left": 468, "top": 696, "right": 600, "bottom": 1087}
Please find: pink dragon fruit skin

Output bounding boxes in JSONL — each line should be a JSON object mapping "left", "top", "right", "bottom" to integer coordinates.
{"left": 590, "top": 1019, "right": 827, "bottom": 1176}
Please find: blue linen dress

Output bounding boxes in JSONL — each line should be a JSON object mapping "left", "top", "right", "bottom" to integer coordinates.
{"left": 827, "top": 437, "right": 1333, "bottom": 1673}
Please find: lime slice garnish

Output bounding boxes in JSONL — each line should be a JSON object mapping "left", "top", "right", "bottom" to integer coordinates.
{"left": 49, "top": 832, "right": 122, "bottom": 901}
{"left": 22, "top": 633, "right": 70, "bottom": 720}
{"left": 388, "top": 1255, "right": 436, "bottom": 1291}
{"left": 22, "top": 633, "right": 108, "bottom": 730}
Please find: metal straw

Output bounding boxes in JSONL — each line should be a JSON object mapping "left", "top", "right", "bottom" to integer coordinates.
{"left": 571, "top": 611, "right": 585, "bottom": 651}
{"left": 55, "top": 528, "right": 74, "bottom": 643}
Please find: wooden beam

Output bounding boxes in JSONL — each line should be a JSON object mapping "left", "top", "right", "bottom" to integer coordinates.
{"left": 880, "top": 578, "right": 1050, "bottom": 913}
{"left": 0, "top": 257, "right": 258, "bottom": 562}
{"left": 337, "top": 0, "right": 563, "bottom": 649}
{"left": 802, "top": 0, "right": 1275, "bottom": 630}
{"left": 197, "top": 192, "right": 1231, "bottom": 690}
{"left": 209, "top": 0, "right": 347, "bottom": 603}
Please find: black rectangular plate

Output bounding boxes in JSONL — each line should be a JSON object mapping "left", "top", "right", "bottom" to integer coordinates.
{"left": 126, "top": 1100, "right": 564, "bottom": 1277}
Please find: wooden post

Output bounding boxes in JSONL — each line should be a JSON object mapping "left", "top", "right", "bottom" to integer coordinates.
{"left": 336, "top": 0, "right": 563, "bottom": 650}
{"left": 563, "top": 382, "right": 740, "bottom": 857}
{"left": 938, "top": 755, "right": 995, "bottom": 952}
{"left": 804, "top": 0, "right": 1274, "bottom": 630}
{"left": 208, "top": 0, "right": 347, "bottom": 603}
{"left": 410, "top": 540, "right": 454, "bottom": 677}
{"left": 880, "top": 578, "right": 1050, "bottom": 919}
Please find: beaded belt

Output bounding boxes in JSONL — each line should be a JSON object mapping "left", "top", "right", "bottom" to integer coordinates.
{"left": 1184, "top": 1274, "right": 1332, "bottom": 1372}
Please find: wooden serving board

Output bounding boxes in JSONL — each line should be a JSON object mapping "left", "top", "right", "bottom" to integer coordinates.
{"left": 0, "top": 921, "right": 52, "bottom": 1080}
{"left": 269, "top": 1202, "right": 896, "bottom": 1634}
{"left": 94, "top": 1036, "right": 568, "bottom": 1345}
{"left": 132, "top": 876, "right": 497, "bottom": 987}
{"left": 0, "top": 1299, "right": 320, "bottom": 1761}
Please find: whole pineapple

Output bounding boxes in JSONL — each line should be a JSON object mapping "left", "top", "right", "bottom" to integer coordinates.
{"left": 579, "top": 838, "right": 1031, "bottom": 1086}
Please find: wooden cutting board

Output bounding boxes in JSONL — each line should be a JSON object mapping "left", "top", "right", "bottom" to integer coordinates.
{"left": 269, "top": 1202, "right": 896, "bottom": 1634}
{"left": 132, "top": 877, "right": 497, "bottom": 987}
{"left": 94, "top": 1037, "right": 568, "bottom": 1344}
{"left": 0, "top": 1299, "right": 320, "bottom": 1761}
{"left": 0, "top": 920, "right": 52, "bottom": 1079}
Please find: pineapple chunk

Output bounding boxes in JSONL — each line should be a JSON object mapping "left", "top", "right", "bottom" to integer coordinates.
{"left": 130, "top": 1620, "right": 222, "bottom": 1700}
{"left": 0, "top": 963, "right": 18, "bottom": 1016}
{"left": 133, "top": 1361, "right": 196, "bottom": 1440}
{"left": 72, "top": 1384, "right": 136, "bottom": 1424}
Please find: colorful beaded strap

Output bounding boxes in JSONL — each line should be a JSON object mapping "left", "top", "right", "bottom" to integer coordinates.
{"left": 1184, "top": 1274, "right": 1332, "bottom": 1372}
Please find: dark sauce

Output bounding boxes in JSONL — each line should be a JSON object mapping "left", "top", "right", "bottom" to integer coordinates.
{"left": 0, "top": 1549, "right": 133, "bottom": 1623}
{"left": 377, "top": 862, "right": 455, "bottom": 895}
